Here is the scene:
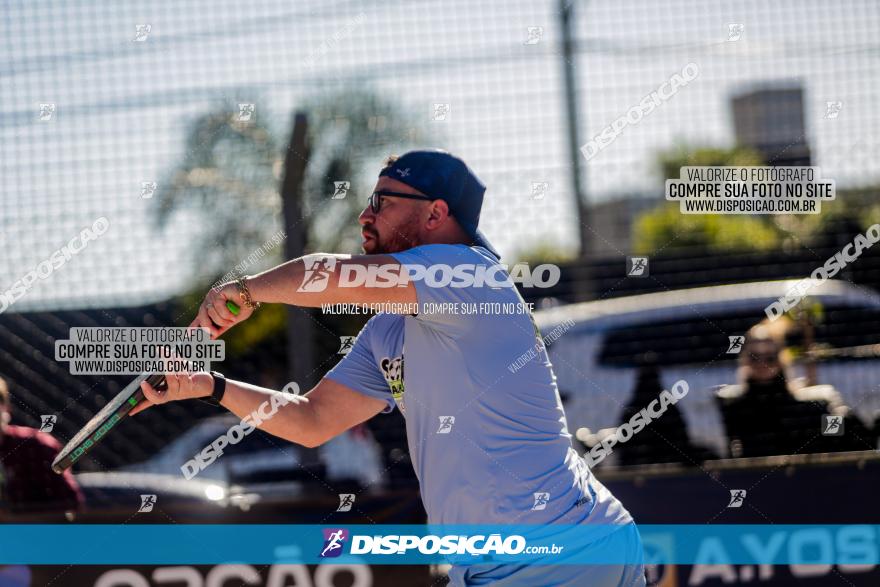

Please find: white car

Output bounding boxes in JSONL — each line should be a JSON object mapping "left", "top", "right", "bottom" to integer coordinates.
{"left": 121, "top": 415, "right": 302, "bottom": 482}
{"left": 534, "top": 279, "right": 880, "bottom": 460}
{"left": 121, "top": 414, "right": 384, "bottom": 491}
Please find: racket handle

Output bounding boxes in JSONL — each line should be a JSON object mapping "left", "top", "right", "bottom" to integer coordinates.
{"left": 206, "top": 300, "right": 240, "bottom": 330}
{"left": 146, "top": 372, "right": 168, "bottom": 392}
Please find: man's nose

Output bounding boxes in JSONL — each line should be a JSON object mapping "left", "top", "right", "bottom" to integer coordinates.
{"left": 358, "top": 206, "right": 374, "bottom": 225}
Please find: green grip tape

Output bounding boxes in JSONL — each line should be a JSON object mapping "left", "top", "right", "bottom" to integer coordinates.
{"left": 226, "top": 300, "right": 240, "bottom": 315}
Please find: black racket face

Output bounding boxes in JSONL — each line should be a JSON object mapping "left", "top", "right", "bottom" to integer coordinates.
{"left": 52, "top": 372, "right": 166, "bottom": 473}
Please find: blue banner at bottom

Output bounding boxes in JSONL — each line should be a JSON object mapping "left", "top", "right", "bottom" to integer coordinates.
{"left": 0, "top": 524, "right": 877, "bottom": 566}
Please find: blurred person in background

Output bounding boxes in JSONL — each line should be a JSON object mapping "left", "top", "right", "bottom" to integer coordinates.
{"left": 617, "top": 356, "right": 716, "bottom": 466}
{"left": 715, "top": 319, "right": 871, "bottom": 458}
{"left": 0, "top": 377, "right": 83, "bottom": 520}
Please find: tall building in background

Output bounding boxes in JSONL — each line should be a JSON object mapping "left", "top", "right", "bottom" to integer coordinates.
{"left": 731, "top": 86, "right": 812, "bottom": 166}
{"left": 583, "top": 195, "right": 658, "bottom": 257}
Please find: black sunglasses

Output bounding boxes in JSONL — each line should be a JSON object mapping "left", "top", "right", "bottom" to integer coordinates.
{"left": 368, "top": 190, "right": 434, "bottom": 214}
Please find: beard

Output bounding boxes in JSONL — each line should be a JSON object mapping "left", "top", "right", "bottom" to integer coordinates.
{"left": 362, "top": 213, "right": 422, "bottom": 254}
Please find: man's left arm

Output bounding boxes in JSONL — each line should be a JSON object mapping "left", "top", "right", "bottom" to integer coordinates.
{"left": 192, "top": 254, "right": 416, "bottom": 335}
{"left": 249, "top": 254, "right": 417, "bottom": 307}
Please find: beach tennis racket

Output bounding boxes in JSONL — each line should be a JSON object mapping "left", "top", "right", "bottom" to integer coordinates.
{"left": 51, "top": 300, "right": 240, "bottom": 473}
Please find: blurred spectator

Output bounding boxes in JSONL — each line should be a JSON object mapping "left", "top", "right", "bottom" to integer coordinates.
{"left": 715, "top": 319, "right": 872, "bottom": 458}
{"left": 616, "top": 357, "right": 716, "bottom": 466}
{"left": 0, "top": 377, "right": 83, "bottom": 519}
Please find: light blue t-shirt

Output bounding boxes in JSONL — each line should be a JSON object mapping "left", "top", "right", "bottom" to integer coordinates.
{"left": 325, "top": 243, "right": 634, "bottom": 537}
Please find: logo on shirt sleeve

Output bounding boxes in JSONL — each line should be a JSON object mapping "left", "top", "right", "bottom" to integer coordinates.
{"left": 380, "top": 355, "right": 405, "bottom": 415}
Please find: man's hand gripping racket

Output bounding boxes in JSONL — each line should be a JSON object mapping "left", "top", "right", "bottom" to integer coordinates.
{"left": 52, "top": 290, "right": 251, "bottom": 474}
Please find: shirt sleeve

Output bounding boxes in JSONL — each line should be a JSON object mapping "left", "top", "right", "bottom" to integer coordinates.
{"left": 325, "top": 317, "right": 396, "bottom": 414}
{"left": 391, "top": 243, "right": 501, "bottom": 336}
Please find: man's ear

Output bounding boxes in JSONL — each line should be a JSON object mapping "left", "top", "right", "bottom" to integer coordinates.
{"left": 1, "top": 409, "right": 10, "bottom": 425}
{"left": 425, "top": 199, "right": 451, "bottom": 229}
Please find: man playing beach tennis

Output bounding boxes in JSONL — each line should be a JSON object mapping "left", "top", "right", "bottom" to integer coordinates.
{"left": 134, "top": 149, "right": 645, "bottom": 586}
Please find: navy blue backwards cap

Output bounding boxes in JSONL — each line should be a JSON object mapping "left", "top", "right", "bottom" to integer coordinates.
{"left": 378, "top": 149, "right": 499, "bottom": 259}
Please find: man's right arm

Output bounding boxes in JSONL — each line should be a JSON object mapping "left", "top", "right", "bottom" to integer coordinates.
{"left": 220, "top": 377, "right": 387, "bottom": 447}
{"left": 138, "top": 375, "right": 387, "bottom": 448}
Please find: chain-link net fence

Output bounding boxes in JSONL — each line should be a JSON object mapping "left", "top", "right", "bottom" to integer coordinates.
{"left": 2, "top": 0, "right": 880, "bottom": 557}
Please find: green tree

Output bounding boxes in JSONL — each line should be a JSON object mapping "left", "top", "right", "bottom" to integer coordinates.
{"left": 779, "top": 185, "right": 880, "bottom": 246}
{"left": 300, "top": 89, "right": 424, "bottom": 253}
{"left": 151, "top": 90, "right": 421, "bottom": 347}
{"left": 153, "top": 95, "right": 282, "bottom": 277}
{"left": 634, "top": 145, "right": 782, "bottom": 253}
{"left": 513, "top": 238, "right": 577, "bottom": 265}
{"left": 633, "top": 205, "right": 781, "bottom": 254}
{"left": 152, "top": 90, "right": 420, "bottom": 279}
{"left": 657, "top": 145, "right": 764, "bottom": 181}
